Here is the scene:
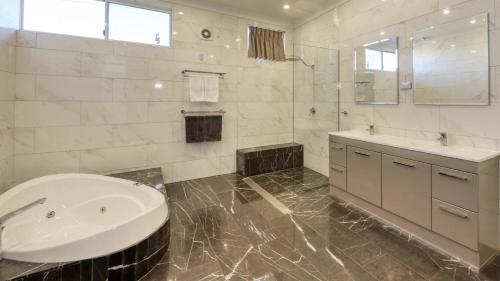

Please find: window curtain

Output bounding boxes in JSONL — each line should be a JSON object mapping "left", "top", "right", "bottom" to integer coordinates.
{"left": 248, "top": 26, "right": 286, "bottom": 62}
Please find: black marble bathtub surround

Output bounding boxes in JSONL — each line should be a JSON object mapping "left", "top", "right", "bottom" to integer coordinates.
{"left": 141, "top": 167, "right": 500, "bottom": 281}
{"left": 237, "top": 143, "right": 304, "bottom": 177}
{"left": 0, "top": 168, "right": 169, "bottom": 281}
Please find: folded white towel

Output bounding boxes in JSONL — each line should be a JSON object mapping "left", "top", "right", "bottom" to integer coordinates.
{"left": 188, "top": 74, "right": 220, "bottom": 103}
{"left": 189, "top": 75, "right": 205, "bottom": 102}
{"left": 203, "top": 75, "right": 220, "bottom": 103}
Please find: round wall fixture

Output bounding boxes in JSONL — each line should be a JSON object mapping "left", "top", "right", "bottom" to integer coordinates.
{"left": 200, "top": 28, "right": 213, "bottom": 41}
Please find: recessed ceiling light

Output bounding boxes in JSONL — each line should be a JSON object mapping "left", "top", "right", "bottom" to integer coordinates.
{"left": 283, "top": 4, "right": 290, "bottom": 10}
{"left": 429, "top": 26, "right": 435, "bottom": 29}
{"left": 442, "top": 8, "right": 450, "bottom": 15}
{"left": 450, "top": 44, "right": 456, "bottom": 48}
{"left": 178, "top": 11, "right": 184, "bottom": 15}
{"left": 379, "top": 31, "right": 386, "bottom": 35}
{"left": 470, "top": 19, "right": 477, "bottom": 24}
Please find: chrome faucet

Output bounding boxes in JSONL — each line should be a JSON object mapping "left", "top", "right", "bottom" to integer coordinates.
{"left": 437, "top": 132, "right": 448, "bottom": 146}
{"left": 366, "top": 125, "right": 375, "bottom": 135}
{"left": 0, "top": 198, "right": 46, "bottom": 260}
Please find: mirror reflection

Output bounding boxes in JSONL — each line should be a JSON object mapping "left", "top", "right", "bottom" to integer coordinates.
{"left": 413, "top": 13, "right": 489, "bottom": 105}
{"left": 354, "top": 37, "right": 399, "bottom": 104}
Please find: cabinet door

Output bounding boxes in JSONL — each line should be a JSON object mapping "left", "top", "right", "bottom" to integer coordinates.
{"left": 382, "top": 155, "right": 432, "bottom": 229}
{"left": 347, "top": 146, "right": 382, "bottom": 206}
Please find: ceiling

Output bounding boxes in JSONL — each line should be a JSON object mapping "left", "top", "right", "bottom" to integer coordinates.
{"left": 169, "top": 0, "right": 343, "bottom": 26}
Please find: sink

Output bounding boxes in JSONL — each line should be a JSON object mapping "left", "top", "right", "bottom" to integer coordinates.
{"left": 329, "top": 131, "right": 500, "bottom": 162}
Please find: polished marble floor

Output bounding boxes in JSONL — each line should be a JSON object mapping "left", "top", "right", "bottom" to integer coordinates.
{"left": 142, "top": 167, "right": 500, "bottom": 281}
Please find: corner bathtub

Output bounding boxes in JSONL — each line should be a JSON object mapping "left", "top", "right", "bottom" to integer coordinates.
{"left": 0, "top": 174, "right": 169, "bottom": 263}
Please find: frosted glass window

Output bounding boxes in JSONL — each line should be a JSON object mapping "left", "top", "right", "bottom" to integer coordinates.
{"left": 108, "top": 3, "right": 171, "bottom": 47}
{"left": 382, "top": 52, "right": 397, "bottom": 72}
{"left": 0, "top": 0, "right": 20, "bottom": 29}
{"left": 365, "top": 49, "right": 382, "bottom": 70}
{"left": 23, "top": 0, "right": 105, "bottom": 39}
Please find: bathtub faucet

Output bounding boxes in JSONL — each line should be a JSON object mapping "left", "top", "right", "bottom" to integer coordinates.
{"left": 0, "top": 198, "right": 47, "bottom": 260}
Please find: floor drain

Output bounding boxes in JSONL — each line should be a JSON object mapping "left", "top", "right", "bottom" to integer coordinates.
{"left": 100, "top": 206, "right": 107, "bottom": 214}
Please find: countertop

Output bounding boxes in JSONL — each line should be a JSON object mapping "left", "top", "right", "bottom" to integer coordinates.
{"left": 329, "top": 131, "right": 500, "bottom": 163}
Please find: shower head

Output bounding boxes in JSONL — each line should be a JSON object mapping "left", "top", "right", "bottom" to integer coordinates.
{"left": 286, "top": 56, "right": 315, "bottom": 69}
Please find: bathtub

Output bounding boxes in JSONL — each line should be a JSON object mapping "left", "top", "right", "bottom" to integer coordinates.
{"left": 0, "top": 174, "right": 169, "bottom": 263}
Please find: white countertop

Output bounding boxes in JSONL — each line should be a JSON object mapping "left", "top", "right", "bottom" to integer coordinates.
{"left": 329, "top": 131, "right": 500, "bottom": 163}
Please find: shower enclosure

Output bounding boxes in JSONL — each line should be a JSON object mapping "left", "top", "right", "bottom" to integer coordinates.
{"left": 292, "top": 45, "right": 340, "bottom": 176}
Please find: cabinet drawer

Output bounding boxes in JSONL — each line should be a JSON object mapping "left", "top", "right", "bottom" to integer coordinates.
{"left": 432, "top": 166, "right": 478, "bottom": 212}
{"left": 330, "top": 142, "right": 347, "bottom": 167}
{"left": 329, "top": 165, "right": 346, "bottom": 191}
{"left": 432, "top": 199, "right": 478, "bottom": 250}
{"left": 347, "top": 146, "right": 382, "bottom": 206}
{"left": 382, "top": 155, "right": 431, "bottom": 229}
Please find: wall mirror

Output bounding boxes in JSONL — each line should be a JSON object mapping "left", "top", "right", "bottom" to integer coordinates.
{"left": 413, "top": 13, "right": 489, "bottom": 105}
{"left": 354, "top": 37, "right": 399, "bottom": 104}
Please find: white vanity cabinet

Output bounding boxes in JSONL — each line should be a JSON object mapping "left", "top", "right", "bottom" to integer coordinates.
{"left": 329, "top": 132, "right": 499, "bottom": 269}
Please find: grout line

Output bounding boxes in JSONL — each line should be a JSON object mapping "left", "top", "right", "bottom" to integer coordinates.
{"left": 242, "top": 177, "right": 291, "bottom": 215}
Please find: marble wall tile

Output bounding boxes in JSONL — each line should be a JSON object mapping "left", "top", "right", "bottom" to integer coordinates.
{"left": 36, "top": 76, "right": 113, "bottom": 101}
{"left": 15, "top": 74, "right": 35, "bottom": 100}
{"left": 14, "top": 151, "right": 80, "bottom": 182}
{"left": 0, "top": 28, "right": 15, "bottom": 192}
{"left": 15, "top": 101, "right": 81, "bottom": 127}
{"left": 80, "top": 102, "right": 148, "bottom": 125}
{"left": 34, "top": 126, "right": 114, "bottom": 153}
{"left": 36, "top": 32, "right": 114, "bottom": 54}
{"left": 81, "top": 53, "right": 150, "bottom": 79}
{"left": 16, "top": 47, "right": 81, "bottom": 76}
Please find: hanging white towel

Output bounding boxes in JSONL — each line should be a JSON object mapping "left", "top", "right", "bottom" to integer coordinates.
{"left": 203, "top": 75, "right": 220, "bottom": 103}
{"left": 189, "top": 75, "right": 205, "bottom": 102}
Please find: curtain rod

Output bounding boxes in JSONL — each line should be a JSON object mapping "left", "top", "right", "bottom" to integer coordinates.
{"left": 248, "top": 25, "right": 287, "bottom": 33}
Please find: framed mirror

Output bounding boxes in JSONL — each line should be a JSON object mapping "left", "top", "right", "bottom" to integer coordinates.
{"left": 413, "top": 13, "right": 489, "bottom": 105}
{"left": 354, "top": 37, "right": 399, "bottom": 104}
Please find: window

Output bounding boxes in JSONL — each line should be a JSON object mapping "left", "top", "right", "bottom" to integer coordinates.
{"left": 365, "top": 49, "right": 397, "bottom": 71}
{"left": 23, "top": 0, "right": 105, "bottom": 39}
{"left": 365, "top": 49, "right": 382, "bottom": 70}
{"left": 108, "top": 3, "right": 171, "bottom": 47}
{"left": 21, "top": 0, "right": 171, "bottom": 46}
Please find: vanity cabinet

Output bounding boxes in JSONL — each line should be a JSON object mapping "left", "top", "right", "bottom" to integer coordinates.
{"left": 382, "top": 155, "right": 431, "bottom": 229}
{"left": 347, "top": 147, "right": 381, "bottom": 206}
{"left": 329, "top": 133, "right": 499, "bottom": 268}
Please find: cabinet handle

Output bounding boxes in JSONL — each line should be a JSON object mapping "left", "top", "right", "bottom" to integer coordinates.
{"left": 354, "top": 151, "right": 370, "bottom": 157}
{"left": 439, "top": 205, "right": 469, "bottom": 219}
{"left": 393, "top": 160, "right": 415, "bottom": 168}
{"left": 331, "top": 167, "right": 344, "bottom": 173}
{"left": 437, "top": 171, "right": 468, "bottom": 181}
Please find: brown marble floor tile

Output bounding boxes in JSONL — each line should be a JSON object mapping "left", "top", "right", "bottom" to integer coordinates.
{"left": 364, "top": 254, "right": 426, "bottom": 281}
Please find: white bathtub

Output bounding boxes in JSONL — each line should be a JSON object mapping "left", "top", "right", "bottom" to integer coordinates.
{"left": 0, "top": 174, "right": 168, "bottom": 263}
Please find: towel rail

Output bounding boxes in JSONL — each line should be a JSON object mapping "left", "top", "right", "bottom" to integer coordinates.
{"left": 181, "top": 109, "right": 226, "bottom": 116}
{"left": 182, "top": 70, "right": 226, "bottom": 78}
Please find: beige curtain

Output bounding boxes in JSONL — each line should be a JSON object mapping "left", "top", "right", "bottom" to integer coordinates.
{"left": 248, "top": 26, "right": 286, "bottom": 62}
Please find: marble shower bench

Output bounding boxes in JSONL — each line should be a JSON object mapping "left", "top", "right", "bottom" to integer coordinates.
{"left": 237, "top": 143, "right": 303, "bottom": 177}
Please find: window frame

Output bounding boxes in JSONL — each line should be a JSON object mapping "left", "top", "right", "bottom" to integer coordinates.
{"left": 19, "top": 0, "right": 172, "bottom": 47}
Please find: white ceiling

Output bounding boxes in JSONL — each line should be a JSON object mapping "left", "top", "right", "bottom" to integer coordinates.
{"left": 169, "top": 0, "right": 343, "bottom": 26}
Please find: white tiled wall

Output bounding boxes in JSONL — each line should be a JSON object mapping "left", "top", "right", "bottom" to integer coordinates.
{"left": 0, "top": 27, "right": 16, "bottom": 193}
{"left": 11, "top": 0, "right": 294, "bottom": 184}
{"left": 295, "top": 0, "right": 499, "bottom": 146}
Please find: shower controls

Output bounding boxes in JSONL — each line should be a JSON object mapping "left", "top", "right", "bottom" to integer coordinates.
{"left": 46, "top": 211, "right": 55, "bottom": 219}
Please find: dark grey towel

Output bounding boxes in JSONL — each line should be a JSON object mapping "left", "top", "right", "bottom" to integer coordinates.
{"left": 185, "top": 115, "right": 222, "bottom": 143}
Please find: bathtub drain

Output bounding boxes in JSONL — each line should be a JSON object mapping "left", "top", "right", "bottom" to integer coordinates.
{"left": 46, "top": 211, "right": 55, "bottom": 219}
{"left": 100, "top": 206, "right": 106, "bottom": 214}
